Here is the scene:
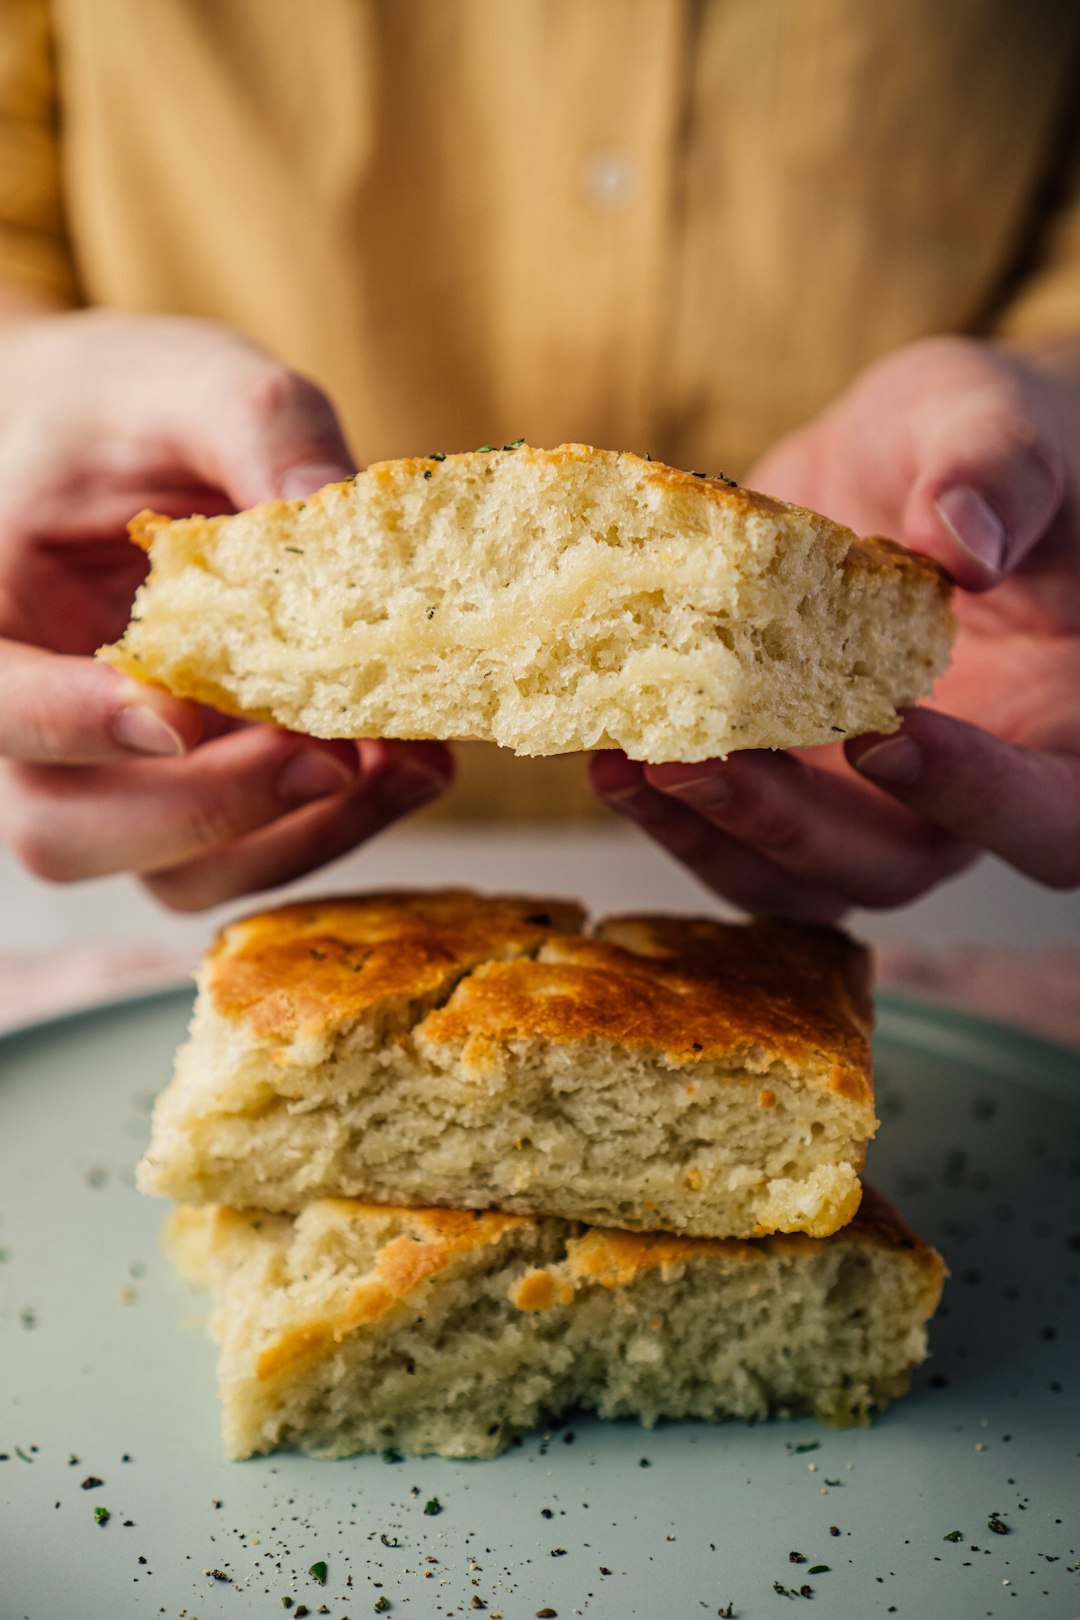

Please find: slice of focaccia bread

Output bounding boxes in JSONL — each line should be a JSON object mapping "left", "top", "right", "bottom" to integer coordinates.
{"left": 166, "top": 1188, "right": 946, "bottom": 1460}
{"left": 138, "top": 889, "right": 878, "bottom": 1239}
{"left": 99, "top": 443, "right": 953, "bottom": 763}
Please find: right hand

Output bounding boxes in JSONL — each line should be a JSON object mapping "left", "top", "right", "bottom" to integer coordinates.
{"left": 0, "top": 309, "right": 453, "bottom": 910}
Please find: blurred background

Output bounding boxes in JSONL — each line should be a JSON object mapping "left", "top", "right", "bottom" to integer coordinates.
{"left": 2, "top": 2, "right": 1078, "bottom": 1043}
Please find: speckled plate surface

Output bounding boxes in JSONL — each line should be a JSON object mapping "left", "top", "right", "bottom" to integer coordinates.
{"left": 1, "top": 988, "right": 1078, "bottom": 1620}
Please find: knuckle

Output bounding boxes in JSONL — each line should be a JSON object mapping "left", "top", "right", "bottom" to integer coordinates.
{"left": 240, "top": 365, "right": 330, "bottom": 430}
{"left": 854, "top": 837, "right": 972, "bottom": 909}
{"left": 140, "top": 871, "right": 218, "bottom": 913}
{"left": 741, "top": 802, "right": 807, "bottom": 856}
{"left": 1040, "top": 844, "right": 1080, "bottom": 890}
{"left": 661, "top": 814, "right": 724, "bottom": 871}
{"left": 5, "top": 813, "right": 78, "bottom": 884}
{"left": 25, "top": 712, "right": 71, "bottom": 765}
{"left": 180, "top": 792, "right": 258, "bottom": 854}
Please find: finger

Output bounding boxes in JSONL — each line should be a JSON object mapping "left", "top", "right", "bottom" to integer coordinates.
{"left": 645, "top": 750, "right": 973, "bottom": 909}
{"left": 141, "top": 740, "right": 455, "bottom": 911}
{"left": 901, "top": 364, "right": 1064, "bottom": 589}
{"left": 847, "top": 707, "right": 1080, "bottom": 887}
{"left": 589, "top": 752, "right": 850, "bottom": 921}
{"left": 0, "top": 639, "right": 204, "bottom": 763}
{"left": 206, "top": 363, "right": 359, "bottom": 506}
{"left": 0, "top": 725, "right": 362, "bottom": 882}
{"left": 105, "top": 320, "right": 357, "bottom": 508}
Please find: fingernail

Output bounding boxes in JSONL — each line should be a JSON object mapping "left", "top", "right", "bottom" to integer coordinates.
{"left": 279, "top": 463, "right": 356, "bottom": 501}
{"left": 112, "top": 704, "right": 186, "bottom": 756}
{"left": 656, "top": 768, "right": 734, "bottom": 808}
{"left": 277, "top": 747, "right": 357, "bottom": 805}
{"left": 935, "top": 485, "right": 1007, "bottom": 574}
{"left": 378, "top": 760, "right": 449, "bottom": 812}
{"left": 852, "top": 734, "right": 922, "bottom": 785}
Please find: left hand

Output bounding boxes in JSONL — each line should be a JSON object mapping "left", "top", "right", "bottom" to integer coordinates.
{"left": 591, "top": 335, "right": 1080, "bottom": 919}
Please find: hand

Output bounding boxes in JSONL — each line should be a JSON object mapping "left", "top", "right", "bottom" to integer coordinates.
{"left": 591, "top": 336, "right": 1080, "bottom": 918}
{"left": 0, "top": 309, "right": 453, "bottom": 909}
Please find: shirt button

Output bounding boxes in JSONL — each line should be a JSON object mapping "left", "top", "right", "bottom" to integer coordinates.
{"left": 580, "top": 147, "right": 640, "bottom": 211}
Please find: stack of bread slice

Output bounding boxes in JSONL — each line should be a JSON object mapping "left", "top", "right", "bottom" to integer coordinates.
{"left": 140, "top": 890, "right": 945, "bottom": 1460}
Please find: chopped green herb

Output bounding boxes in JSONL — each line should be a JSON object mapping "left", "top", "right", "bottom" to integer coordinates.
{"left": 944, "top": 1530, "right": 962, "bottom": 1542}
{"left": 381, "top": 1447, "right": 404, "bottom": 1464}
{"left": 309, "top": 1560, "right": 328, "bottom": 1583}
{"left": 295, "top": 1608, "right": 310, "bottom": 1618}
{"left": 504, "top": 439, "right": 525, "bottom": 449}
{"left": 988, "top": 1515, "right": 1009, "bottom": 1535}
{"left": 310, "top": 948, "right": 327, "bottom": 961}
{"left": 423, "top": 1497, "right": 442, "bottom": 1516}
{"left": 14, "top": 1447, "right": 33, "bottom": 1463}
{"left": 719, "top": 1607, "right": 734, "bottom": 1619}
{"left": 476, "top": 445, "right": 495, "bottom": 453}
{"left": 787, "top": 1441, "right": 820, "bottom": 1454}
{"left": 429, "top": 452, "right": 446, "bottom": 461}
{"left": 375, "top": 1599, "right": 391, "bottom": 1613}
{"left": 284, "top": 545, "right": 304, "bottom": 554}
{"left": 94, "top": 1506, "right": 110, "bottom": 1526}
{"left": 282, "top": 1601, "right": 294, "bottom": 1611}
{"left": 808, "top": 1564, "right": 830, "bottom": 1574}
{"left": 423, "top": 469, "right": 432, "bottom": 479}
{"left": 296, "top": 502, "right": 307, "bottom": 511}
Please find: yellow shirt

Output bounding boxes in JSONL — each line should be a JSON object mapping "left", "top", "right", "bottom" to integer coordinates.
{"left": 3, "top": 0, "right": 1080, "bottom": 815}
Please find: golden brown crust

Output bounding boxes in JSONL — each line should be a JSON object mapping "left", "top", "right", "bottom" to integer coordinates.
{"left": 257, "top": 1206, "right": 530, "bottom": 1379}
{"left": 204, "top": 891, "right": 872, "bottom": 1104}
{"left": 206, "top": 890, "right": 586, "bottom": 1041}
{"left": 423, "top": 912, "right": 874, "bottom": 1103}
{"left": 844, "top": 531, "right": 953, "bottom": 591}
{"left": 121, "top": 443, "right": 949, "bottom": 598}
{"left": 204, "top": 892, "right": 872, "bottom": 1102}
{"left": 127, "top": 509, "right": 170, "bottom": 553}
{"left": 184, "top": 1188, "right": 944, "bottom": 1379}
{"left": 513, "top": 1184, "right": 945, "bottom": 1309}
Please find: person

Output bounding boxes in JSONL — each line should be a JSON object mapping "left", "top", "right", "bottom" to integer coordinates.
{"left": 0, "top": 2, "right": 1077, "bottom": 917}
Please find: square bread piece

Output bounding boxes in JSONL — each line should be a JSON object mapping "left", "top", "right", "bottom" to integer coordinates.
{"left": 138, "top": 890, "right": 879, "bottom": 1239}
{"left": 166, "top": 1188, "right": 946, "bottom": 1460}
{"left": 99, "top": 442, "right": 953, "bottom": 763}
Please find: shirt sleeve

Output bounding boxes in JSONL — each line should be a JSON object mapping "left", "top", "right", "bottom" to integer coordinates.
{"left": 0, "top": 0, "right": 78, "bottom": 305}
{"left": 995, "top": 124, "right": 1080, "bottom": 344}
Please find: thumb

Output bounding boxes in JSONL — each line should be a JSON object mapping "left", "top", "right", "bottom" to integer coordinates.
{"left": 99, "top": 318, "right": 358, "bottom": 508}
{"left": 900, "top": 367, "right": 1064, "bottom": 590}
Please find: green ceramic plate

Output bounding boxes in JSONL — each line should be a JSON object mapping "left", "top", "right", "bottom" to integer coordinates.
{"left": 1, "top": 989, "right": 1078, "bottom": 1620}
